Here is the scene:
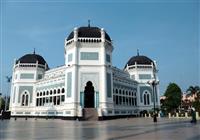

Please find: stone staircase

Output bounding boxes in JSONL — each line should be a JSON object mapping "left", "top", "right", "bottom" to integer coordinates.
{"left": 83, "top": 108, "right": 98, "bottom": 121}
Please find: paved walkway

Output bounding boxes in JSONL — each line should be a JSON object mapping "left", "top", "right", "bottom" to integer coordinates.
{"left": 0, "top": 118, "right": 200, "bottom": 140}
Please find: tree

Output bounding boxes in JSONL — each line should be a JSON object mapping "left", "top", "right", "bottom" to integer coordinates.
{"left": 193, "top": 100, "right": 200, "bottom": 112}
{"left": 6, "top": 96, "right": 10, "bottom": 110}
{"left": 187, "top": 86, "right": 200, "bottom": 112}
{"left": 163, "top": 83, "right": 182, "bottom": 113}
{"left": 0, "top": 96, "right": 5, "bottom": 111}
{"left": 187, "top": 86, "right": 200, "bottom": 96}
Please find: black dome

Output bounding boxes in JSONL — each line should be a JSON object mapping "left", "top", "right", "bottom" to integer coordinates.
{"left": 16, "top": 53, "right": 47, "bottom": 66}
{"left": 67, "top": 26, "right": 111, "bottom": 41}
{"left": 125, "top": 55, "right": 154, "bottom": 67}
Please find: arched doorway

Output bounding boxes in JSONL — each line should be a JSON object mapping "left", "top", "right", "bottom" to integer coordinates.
{"left": 84, "top": 81, "right": 95, "bottom": 108}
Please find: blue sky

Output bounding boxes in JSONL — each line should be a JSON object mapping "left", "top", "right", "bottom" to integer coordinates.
{"left": 0, "top": 0, "right": 199, "bottom": 96}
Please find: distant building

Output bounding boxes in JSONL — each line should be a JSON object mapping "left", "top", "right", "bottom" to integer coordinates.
{"left": 9, "top": 25, "right": 160, "bottom": 120}
{"left": 182, "top": 93, "right": 196, "bottom": 102}
{"left": 160, "top": 92, "right": 198, "bottom": 110}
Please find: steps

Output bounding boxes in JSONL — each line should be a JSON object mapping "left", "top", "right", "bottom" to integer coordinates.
{"left": 83, "top": 108, "right": 98, "bottom": 121}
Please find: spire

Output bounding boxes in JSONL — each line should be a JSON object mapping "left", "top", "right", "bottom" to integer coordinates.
{"left": 33, "top": 48, "right": 35, "bottom": 54}
{"left": 137, "top": 49, "right": 139, "bottom": 56}
{"left": 88, "top": 19, "right": 90, "bottom": 27}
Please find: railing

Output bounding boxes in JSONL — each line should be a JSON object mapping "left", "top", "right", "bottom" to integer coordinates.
{"left": 15, "top": 63, "right": 45, "bottom": 69}
{"left": 143, "top": 112, "right": 200, "bottom": 120}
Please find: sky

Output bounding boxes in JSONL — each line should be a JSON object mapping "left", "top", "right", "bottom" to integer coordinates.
{"left": 0, "top": 0, "right": 199, "bottom": 96}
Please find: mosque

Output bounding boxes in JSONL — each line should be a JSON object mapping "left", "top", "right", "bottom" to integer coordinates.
{"left": 9, "top": 24, "right": 160, "bottom": 120}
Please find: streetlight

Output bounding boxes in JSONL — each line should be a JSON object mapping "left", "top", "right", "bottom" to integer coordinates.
{"left": 147, "top": 79, "right": 159, "bottom": 122}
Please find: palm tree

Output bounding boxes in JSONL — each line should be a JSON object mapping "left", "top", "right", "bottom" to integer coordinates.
{"left": 187, "top": 86, "right": 200, "bottom": 96}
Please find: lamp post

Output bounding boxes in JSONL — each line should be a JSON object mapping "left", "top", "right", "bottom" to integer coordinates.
{"left": 147, "top": 79, "right": 159, "bottom": 122}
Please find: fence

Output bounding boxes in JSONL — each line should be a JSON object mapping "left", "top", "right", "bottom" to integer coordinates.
{"left": 143, "top": 112, "right": 200, "bottom": 119}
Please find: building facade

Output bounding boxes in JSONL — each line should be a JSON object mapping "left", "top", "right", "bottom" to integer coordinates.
{"left": 9, "top": 25, "right": 160, "bottom": 120}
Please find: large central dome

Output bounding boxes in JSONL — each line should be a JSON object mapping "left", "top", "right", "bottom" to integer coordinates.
{"left": 66, "top": 26, "right": 111, "bottom": 41}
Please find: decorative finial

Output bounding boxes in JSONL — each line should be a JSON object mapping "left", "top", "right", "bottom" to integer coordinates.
{"left": 33, "top": 48, "right": 35, "bottom": 54}
{"left": 137, "top": 49, "right": 139, "bottom": 56}
{"left": 88, "top": 19, "right": 90, "bottom": 27}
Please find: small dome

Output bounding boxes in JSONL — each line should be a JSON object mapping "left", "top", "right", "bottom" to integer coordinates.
{"left": 16, "top": 53, "right": 48, "bottom": 66}
{"left": 125, "top": 55, "right": 154, "bottom": 67}
{"left": 66, "top": 26, "right": 111, "bottom": 41}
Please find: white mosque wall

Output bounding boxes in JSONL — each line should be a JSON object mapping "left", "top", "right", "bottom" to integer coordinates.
{"left": 9, "top": 26, "right": 160, "bottom": 119}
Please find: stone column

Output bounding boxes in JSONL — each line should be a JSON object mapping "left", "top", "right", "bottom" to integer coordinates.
{"left": 196, "top": 112, "right": 199, "bottom": 119}
{"left": 185, "top": 112, "right": 188, "bottom": 118}
{"left": 176, "top": 112, "right": 179, "bottom": 118}
{"left": 168, "top": 113, "right": 171, "bottom": 118}
{"left": 158, "top": 112, "right": 160, "bottom": 118}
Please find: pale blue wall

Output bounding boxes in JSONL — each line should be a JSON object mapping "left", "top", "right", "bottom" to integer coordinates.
{"left": 36, "top": 83, "right": 65, "bottom": 91}
{"left": 80, "top": 91, "right": 99, "bottom": 108}
{"left": 20, "top": 73, "right": 34, "bottom": 79}
{"left": 107, "top": 73, "right": 112, "bottom": 98}
{"left": 68, "top": 53, "right": 73, "bottom": 62}
{"left": 18, "top": 86, "right": 33, "bottom": 103}
{"left": 139, "top": 74, "right": 151, "bottom": 80}
{"left": 106, "top": 54, "right": 111, "bottom": 62}
{"left": 140, "top": 86, "right": 152, "bottom": 103}
{"left": 13, "top": 87, "right": 16, "bottom": 103}
{"left": 67, "top": 72, "right": 72, "bottom": 97}
{"left": 80, "top": 52, "right": 99, "bottom": 60}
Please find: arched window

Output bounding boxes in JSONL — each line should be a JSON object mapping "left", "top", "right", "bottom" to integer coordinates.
{"left": 58, "top": 89, "right": 60, "bottom": 94}
{"left": 21, "top": 94, "right": 25, "bottom": 106}
{"left": 119, "top": 96, "right": 122, "bottom": 105}
{"left": 129, "top": 97, "right": 131, "bottom": 106}
{"left": 147, "top": 94, "right": 150, "bottom": 105}
{"left": 54, "top": 89, "right": 56, "bottom": 94}
{"left": 123, "top": 97, "right": 125, "bottom": 105}
{"left": 116, "top": 89, "right": 118, "bottom": 94}
{"left": 116, "top": 95, "right": 119, "bottom": 105}
{"left": 113, "top": 95, "right": 116, "bottom": 104}
{"left": 126, "top": 97, "right": 129, "bottom": 106}
{"left": 135, "top": 98, "right": 137, "bottom": 106}
{"left": 46, "top": 91, "right": 49, "bottom": 95}
{"left": 25, "top": 94, "right": 28, "bottom": 106}
{"left": 144, "top": 94, "right": 147, "bottom": 105}
{"left": 21, "top": 91, "right": 29, "bottom": 106}
{"left": 143, "top": 91, "right": 150, "bottom": 105}
{"left": 132, "top": 98, "right": 134, "bottom": 106}
{"left": 61, "top": 88, "right": 65, "bottom": 93}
